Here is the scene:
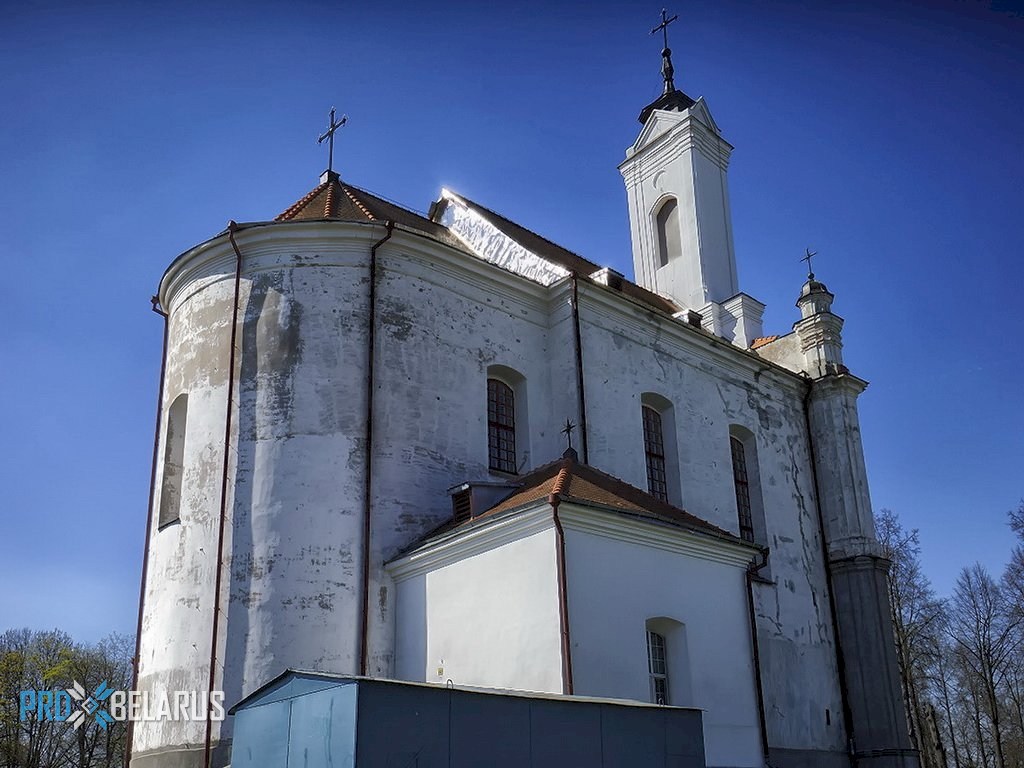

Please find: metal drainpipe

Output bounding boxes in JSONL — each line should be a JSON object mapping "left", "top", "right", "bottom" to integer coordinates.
{"left": 124, "top": 297, "right": 169, "bottom": 768}
{"left": 203, "top": 222, "right": 245, "bottom": 768}
{"left": 547, "top": 493, "right": 574, "bottom": 694}
{"left": 802, "top": 380, "right": 857, "bottom": 759}
{"left": 570, "top": 274, "right": 589, "bottom": 463}
{"left": 359, "top": 221, "right": 394, "bottom": 677}
{"left": 745, "top": 549, "right": 772, "bottom": 765}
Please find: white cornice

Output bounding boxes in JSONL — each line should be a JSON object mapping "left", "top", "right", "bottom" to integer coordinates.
{"left": 575, "top": 279, "right": 809, "bottom": 397}
{"left": 386, "top": 506, "right": 555, "bottom": 582}
{"left": 387, "top": 499, "right": 758, "bottom": 583}
{"left": 557, "top": 503, "right": 758, "bottom": 568}
{"left": 158, "top": 220, "right": 555, "bottom": 322}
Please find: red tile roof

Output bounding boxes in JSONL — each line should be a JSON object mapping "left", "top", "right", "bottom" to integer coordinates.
{"left": 275, "top": 172, "right": 468, "bottom": 251}
{"left": 413, "top": 449, "right": 747, "bottom": 549}
{"left": 750, "top": 335, "right": 780, "bottom": 349}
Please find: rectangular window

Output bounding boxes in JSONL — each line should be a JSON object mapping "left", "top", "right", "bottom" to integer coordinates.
{"left": 647, "top": 630, "right": 669, "bottom": 704}
{"left": 642, "top": 406, "right": 668, "bottom": 502}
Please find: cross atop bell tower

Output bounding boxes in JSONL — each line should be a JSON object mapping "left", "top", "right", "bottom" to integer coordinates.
{"left": 651, "top": 9, "right": 679, "bottom": 95}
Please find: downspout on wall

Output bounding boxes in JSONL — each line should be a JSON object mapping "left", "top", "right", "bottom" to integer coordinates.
{"left": 570, "top": 274, "right": 589, "bottom": 464}
{"left": 745, "top": 549, "right": 772, "bottom": 766}
{"left": 125, "top": 297, "right": 169, "bottom": 768}
{"left": 203, "top": 222, "right": 246, "bottom": 768}
{"left": 547, "top": 488, "right": 574, "bottom": 695}
{"left": 802, "top": 379, "right": 857, "bottom": 760}
{"left": 359, "top": 221, "right": 394, "bottom": 677}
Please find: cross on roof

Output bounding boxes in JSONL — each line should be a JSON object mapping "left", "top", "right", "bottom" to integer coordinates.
{"left": 561, "top": 418, "right": 576, "bottom": 451}
{"left": 801, "top": 248, "right": 818, "bottom": 279}
{"left": 317, "top": 107, "right": 347, "bottom": 174}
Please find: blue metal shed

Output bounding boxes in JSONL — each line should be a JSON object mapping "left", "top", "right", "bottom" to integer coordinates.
{"left": 229, "top": 671, "right": 707, "bottom": 768}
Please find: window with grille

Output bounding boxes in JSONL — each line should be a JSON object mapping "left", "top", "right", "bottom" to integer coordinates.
{"left": 730, "top": 436, "right": 755, "bottom": 542}
{"left": 642, "top": 406, "right": 668, "bottom": 501}
{"left": 647, "top": 630, "right": 669, "bottom": 705}
{"left": 487, "top": 378, "right": 517, "bottom": 474}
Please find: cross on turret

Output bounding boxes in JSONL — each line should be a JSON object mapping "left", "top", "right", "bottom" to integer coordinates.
{"left": 801, "top": 248, "right": 818, "bottom": 280}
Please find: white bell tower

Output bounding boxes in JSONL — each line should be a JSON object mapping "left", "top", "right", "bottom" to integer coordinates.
{"left": 619, "top": 33, "right": 763, "bottom": 347}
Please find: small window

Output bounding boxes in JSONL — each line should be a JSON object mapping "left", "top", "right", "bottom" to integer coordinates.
{"left": 647, "top": 630, "right": 669, "bottom": 704}
{"left": 642, "top": 406, "right": 668, "bottom": 502}
{"left": 158, "top": 393, "right": 188, "bottom": 528}
{"left": 487, "top": 378, "right": 517, "bottom": 474}
{"left": 656, "top": 198, "right": 681, "bottom": 268}
{"left": 730, "top": 435, "right": 755, "bottom": 542}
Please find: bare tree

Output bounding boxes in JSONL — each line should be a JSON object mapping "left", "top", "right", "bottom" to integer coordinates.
{"left": 947, "top": 565, "right": 1023, "bottom": 768}
{"left": 877, "top": 509, "right": 947, "bottom": 767}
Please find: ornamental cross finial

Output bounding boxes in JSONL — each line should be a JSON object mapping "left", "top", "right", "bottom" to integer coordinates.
{"left": 651, "top": 9, "right": 679, "bottom": 94}
{"left": 801, "top": 248, "right": 818, "bottom": 280}
{"left": 561, "top": 418, "right": 576, "bottom": 451}
{"left": 317, "top": 107, "right": 348, "bottom": 174}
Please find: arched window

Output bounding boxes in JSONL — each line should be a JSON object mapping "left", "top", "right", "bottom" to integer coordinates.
{"left": 644, "top": 617, "right": 691, "bottom": 706}
{"left": 640, "top": 393, "right": 680, "bottom": 505}
{"left": 642, "top": 406, "right": 668, "bottom": 502}
{"left": 655, "top": 198, "right": 681, "bottom": 268}
{"left": 158, "top": 393, "right": 188, "bottom": 528}
{"left": 730, "top": 436, "right": 754, "bottom": 542}
{"left": 729, "top": 426, "right": 768, "bottom": 548}
{"left": 487, "top": 378, "right": 517, "bottom": 474}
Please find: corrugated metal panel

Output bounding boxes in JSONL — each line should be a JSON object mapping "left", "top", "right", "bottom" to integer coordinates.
{"left": 232, "top": 672, "right": 705, "bottom": 768}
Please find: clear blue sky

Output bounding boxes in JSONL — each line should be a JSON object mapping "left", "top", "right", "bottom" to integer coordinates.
{"left": 1, "top": 0, "right": 1021, "bottom": 641}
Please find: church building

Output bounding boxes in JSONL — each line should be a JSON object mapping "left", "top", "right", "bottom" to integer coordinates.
{"left": 130, "top": 20, "right": 919, "bottom": 768}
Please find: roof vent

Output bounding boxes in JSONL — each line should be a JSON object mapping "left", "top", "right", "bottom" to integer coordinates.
{"left": 590, "top": 268, "right": 624, "bottom": 290}
{"left": 451, "top": 486, "right": 472, "bottom": 523}
{"left": 447, "top": 480, "right": 520, "bottom": 523}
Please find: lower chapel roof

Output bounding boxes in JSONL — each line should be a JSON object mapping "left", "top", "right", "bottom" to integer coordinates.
{"left": 400, "top": 448, "right": 755, "bottom": 556}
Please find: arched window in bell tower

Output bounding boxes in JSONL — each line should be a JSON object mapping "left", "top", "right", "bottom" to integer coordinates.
{"left": 655, "top": 197, "right": 681, "bottom": 268}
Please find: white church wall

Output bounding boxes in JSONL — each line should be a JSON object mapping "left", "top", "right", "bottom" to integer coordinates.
{"left": 573, "top": 283, "right": 848, "bottom": 754}
{"left": 363, "top": 233, "right": 579, "bottom": 677}
{"left": 560, "top": 514, "right": 761, "bottom": 768}
{"left": 139, "top": 223, "right": 387, "bottom": 760}
{"left": 390, "top": 519, "right": 564, "bottom": 694}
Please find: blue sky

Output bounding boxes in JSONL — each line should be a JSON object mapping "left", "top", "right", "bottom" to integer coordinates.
{"left": 1, "top": 0, "right": 1021, "bottom": 641}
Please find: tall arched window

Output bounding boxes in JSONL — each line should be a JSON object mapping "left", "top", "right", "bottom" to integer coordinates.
{"left": 159, "top": 393, "right": 188, "bottom": 528}
{"left": 656, "top": 198, "right": 681, "bottom": 268}
{"left": 487, "top": 378, "right": 517, "bottom": 474}
{"left": 640, "top": 393, "right": 680, "bottom": 505}
{"left": 730, "top": 436, "right": 755, "bottom": 542}
{"left": 642, "top": 406, "right": 668, "bottom": 502}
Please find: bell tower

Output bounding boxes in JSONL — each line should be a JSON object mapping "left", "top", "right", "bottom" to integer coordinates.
{"left": 619, "top": 16, "right": 763, "bottom": 347}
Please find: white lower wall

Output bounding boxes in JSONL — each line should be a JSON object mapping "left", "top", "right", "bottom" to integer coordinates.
{"left": 392, "top": 526, "right": 564, "bottom": 694}
{"left": 564, "top": 524, "right": 762, "bottom": 768}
